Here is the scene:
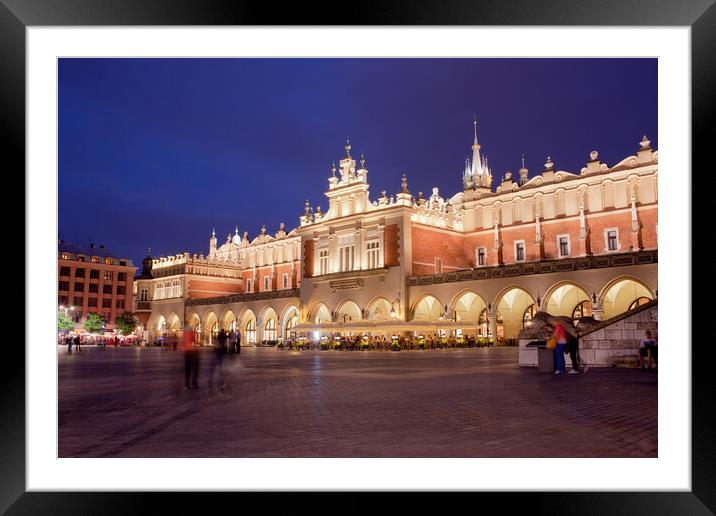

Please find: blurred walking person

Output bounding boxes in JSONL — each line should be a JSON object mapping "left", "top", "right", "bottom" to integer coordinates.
{"left": 209, "top": 328, "right": 228, "bottom": 390}
{"left": 75, "top": 334, "right": 82, "bottom": 353}
{"left": 66, "top": 334, "right": 73, "bottom": 354}
{"left": 228, "top": 327, "right": 238, "bottom": 354}
{"left": 183, "top": 324, "right": 199, "bottom": 390}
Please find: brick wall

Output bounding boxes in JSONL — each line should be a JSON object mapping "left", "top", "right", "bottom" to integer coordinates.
{"left": 303, "top": 239, "right": 314, "bottom": 278}
{"left": 188, "top": 279, "right": 243, "bottom": 300}
{"left": 412, "top": 226, "right": 472, "bottom": 273}
{"left": 384, "top": 223, "right": 400, "bottom": 266}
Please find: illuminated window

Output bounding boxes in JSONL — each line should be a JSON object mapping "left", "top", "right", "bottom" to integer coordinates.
{"left": 91, "top": 256, "right": 99, "bottom": 263}
{"left": 104, "top": 271, "right": 114, "bottom": 281}
{"left": 573, "top": 300, "right": 593, "bottom": 323}
{"left": 286, "top": 315, "right": 298, "bottom": 339}
{"left": 628, "top": 297, "right": 651, "bottom": 310}
{"left": 339, "top": 245, "right": 354, "bottom": 272}
{"left": 366, "top": 240, "right": 380, "bottom": 269}
{"left": 104, "top": 258, "right": 113, "bottom": 265}
{"left": 76, "top": 255, "right": 85, "bottom": 262}
{"left": 246, "top": 319, "right": 256, "bottom": 344}
{"left": 264, "top": 318, "right": 277, "bottom": 341}
{"left": 319, "top": 249, "right": 329, "bottom": 275}
{"left": 522, "top": 304, "right": 536, "bottom": 329}
{"left": 61, "top": 253, "right": 71, "bottom": 260}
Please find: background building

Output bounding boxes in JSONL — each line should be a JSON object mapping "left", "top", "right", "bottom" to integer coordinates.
{"left": 58, "top": 242, "right": 136, "bottom": 331}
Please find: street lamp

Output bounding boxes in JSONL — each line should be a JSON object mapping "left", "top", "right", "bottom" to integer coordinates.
{"left": 390, "top": 293, "right": 400, "bottom": 318}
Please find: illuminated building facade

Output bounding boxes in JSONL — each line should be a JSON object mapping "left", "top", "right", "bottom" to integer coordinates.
{"left": 136, "top": 121, "right": 658, "bottom": 345}
{"left": 58, "top": 242, "right": 136, "bottom": 330}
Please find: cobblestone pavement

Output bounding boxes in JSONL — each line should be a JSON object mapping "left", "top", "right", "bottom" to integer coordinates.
{"left": 58, "top": 346, "right": 657, "bottom": 458}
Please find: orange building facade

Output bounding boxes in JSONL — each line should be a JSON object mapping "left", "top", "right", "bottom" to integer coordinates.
{"left": 58, "top": 242, "right": 136, "bottom": 330}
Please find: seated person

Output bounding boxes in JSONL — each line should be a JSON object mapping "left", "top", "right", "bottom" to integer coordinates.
{"left": 638, "top": 330, "right": 658, "bottom": 369}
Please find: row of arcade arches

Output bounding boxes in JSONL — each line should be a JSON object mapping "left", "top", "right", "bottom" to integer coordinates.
{"left": 152, "top": 277, "right": 653, "bottom": 343}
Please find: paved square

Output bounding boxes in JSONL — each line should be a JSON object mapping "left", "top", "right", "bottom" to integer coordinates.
{"left": 58, "top": 347, "right": 657, "bottom": 457}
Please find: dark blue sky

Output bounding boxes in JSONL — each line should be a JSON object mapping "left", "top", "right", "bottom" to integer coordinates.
{"left": 58, "top": 58, "right": 657, "bottom": 267}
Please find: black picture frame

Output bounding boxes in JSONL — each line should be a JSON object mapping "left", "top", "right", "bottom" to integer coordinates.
{"left": 4, "top": 0, "right": 711, "bottom": 513}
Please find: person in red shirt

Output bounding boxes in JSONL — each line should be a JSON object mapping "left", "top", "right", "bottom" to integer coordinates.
{"left": 183, "top": 324, "right": 199, "bottom": 390}
{"left": 552, "top": 322, "right": 568, "bottom": 375}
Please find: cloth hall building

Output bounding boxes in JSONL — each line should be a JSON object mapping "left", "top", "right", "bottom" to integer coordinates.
{"left": 134, "top": 122, "right": 658, "bottom": 347}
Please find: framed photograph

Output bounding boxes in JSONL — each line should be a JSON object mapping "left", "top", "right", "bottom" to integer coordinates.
{"left": 6, "top": 0, "right": 712, "bottom": 513}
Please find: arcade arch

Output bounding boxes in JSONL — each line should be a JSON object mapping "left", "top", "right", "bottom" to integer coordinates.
{"left": 494, "top": 287, "right": 536, "bottom": 339}
{"left": 601, "top": 278, "right": 654, "bottom": 319}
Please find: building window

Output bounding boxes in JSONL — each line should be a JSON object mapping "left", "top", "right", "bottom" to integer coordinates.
{"left": 77, "top": 255, "right": 85, "bottom": 262}
{"left": 246, "top": 319, "right": 256, "bottom": 344}
{"left": 435, "top": 258, "right": 443, "bottom": 273}
{"left": 246, "top": 279, "right": 252, "bottom": 293}
{"left": 116, "top": 299, "right": 125, "bottom": 309}
{"left": 75, "top": 268, "right": 85, "bottom": 277}
{"left": 515, "top": 241, "right": 525, "bottom": 262}
{"left": 628, "top": 297, "right": 651, "bottom": 310}
{"left": 476, "top": 247, "right": 486, "bottom": 267}
{"left": 104, "top": 271, "right": 114, "bottom": 281}
{"left": 60, "top": 267, "right": 70, "bottom": 277}
{"left": 572, "top": 300, "right": 593, "bottom": 324}
{"left": 522, "top": 304, "right": 536, "bottom": 329}
{"left": 118, "top": 272, "right": 126, "bottom": 281}
{"left": 282, "top": 273, "right": 288, "bottom": 289}
{"left": 90, "top": 270, "right": 99, "bottom": 279}
{"left": 58, "top": 296, "right": 68, "bottom": 305}
{"left": 104, "top": 258, "right": 113, "bottom": 265}
{"left": 605, "top": 229, "right": 619, "bottom": 251}
{"left": 88, "top": 298, "right": 97, "bottom": 307}
{"left": 264, "top": 276, "right": 270, "bottom": 291}
{"left": 141, "top": 289, "right": 148, "bottom": 301}
{"left": 119, "top": 260, "right": 126, "bottom": 266}
{"left": 558, "top": 235, "right": 570, "bottom": 257}
{"left": 59, "top": 281, "right": 69, "bottom": 291}
{"left": 91, "top": 256, "right": 99, "bottom": 263}
{"left": 264, "top": 318, "right": 277, "bottom": 342}
{"left": 89, "top": 284, "right": 98, "bottom": 293}
{"left": 74, "top": 282, "right": 85, "bottom": 292}
{"left": 73, "top": 296, "right": 83, "bottom": 306}
{"left": 339, "top": 245, "right": 354, "bottom": 272}
{"left": 61, "top": 253, "right": 71, "bottom": 260}
{"left": 103, "top": 284, "right": 112, "bottom": 294}
{"left": 102, "top": 299, "right": 112, "bottom": 308}
{"left": 117, "top": 286, "right": 126, "bottom": 295}
{"left": 319, "top": 249, "right": 329, "bottom": 276}
{"left": 103, "top": 312, "right": 111, "bottom": 324}
{"left": 366, "top": 240, "right": 380, "bottom": 269}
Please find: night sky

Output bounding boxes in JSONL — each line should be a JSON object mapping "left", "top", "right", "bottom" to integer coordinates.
{"left": 58, "top": 58, "right": 657, "bottom": 267}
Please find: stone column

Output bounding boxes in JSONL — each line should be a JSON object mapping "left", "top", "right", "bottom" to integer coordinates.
{"left": 488, "top": 313, "right": 497, "bottom": 340}
{"left": 328, "top": 233, "right": 337, "bottom": 273}
{"left": 354, "top": 228, "right": 363, "bottom": 271}
{"left": 378, "top": 224, "right": 386, "bottom": 268}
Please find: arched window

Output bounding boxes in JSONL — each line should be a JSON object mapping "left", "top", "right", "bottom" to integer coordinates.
{"left": 286, "top": 315, "right": 298, "bottom": 339}
{"left": 628, "top": 297, "right": 651, "bottom": 311}
{"left": 522, "top": 304, "right": 537, "bottom": 328}
{"left": 246, "top": 319, "right": 256, "bottom": 344}
{"left": 264, "top": 318, "right": 277, "bottom": 342}
{"left": 572, "top": 300, "right": 593, "bottom": 324}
